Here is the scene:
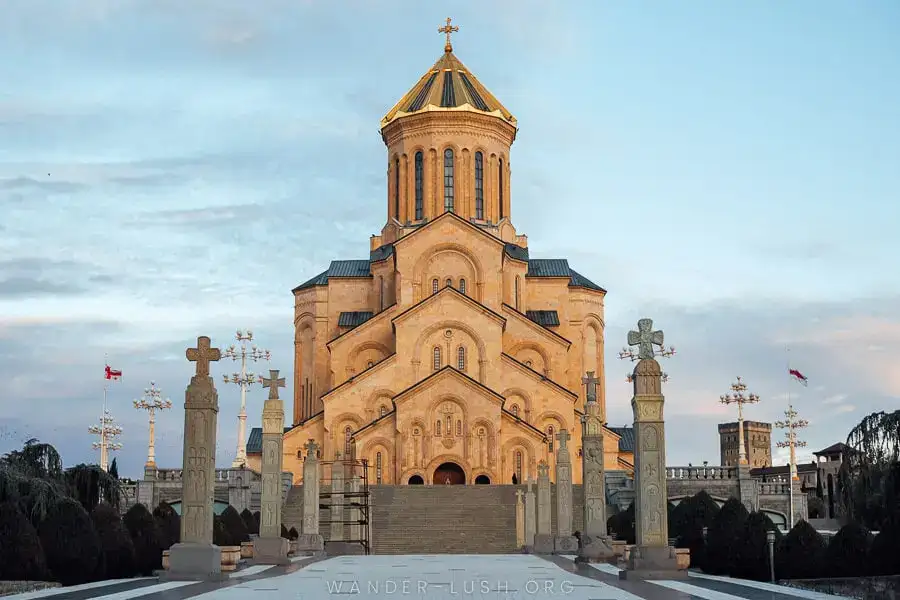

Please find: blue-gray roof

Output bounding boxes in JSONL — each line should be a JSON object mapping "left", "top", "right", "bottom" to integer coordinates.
{"left": 608, "top": 426, "right": 635, "bottom": 453}
{"left": 526, "top": 310, "right": 560, "bottom": 327}
{"left": 338, "top": 311, "right": 374, "bottom": 328}
{"left": 246, "top": 427, "right": 292, "bottom": 454}
{"left": 292, "top": 260, "right": 372, "bottom": 292}
{"left": 370, "top": 244, "right": 394, "bottom": 262}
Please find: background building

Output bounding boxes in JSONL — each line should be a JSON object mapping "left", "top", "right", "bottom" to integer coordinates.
{"left": 718, "top": 420, "right": 772, "bottom": 467}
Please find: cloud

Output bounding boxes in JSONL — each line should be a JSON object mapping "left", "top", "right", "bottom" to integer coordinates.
{"left": 0, "top": 175, "right": 88, "bottom": 193}
{"left": 0, "top": 258, "right": 117, "bottom": 299}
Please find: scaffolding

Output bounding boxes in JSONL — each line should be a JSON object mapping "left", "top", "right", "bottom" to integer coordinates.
{"left": 319, "top": 457, "right": 371, "bottom": 555}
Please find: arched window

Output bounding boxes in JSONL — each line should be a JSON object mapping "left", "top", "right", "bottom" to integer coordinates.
{"left": 376, "top": 452, "right": 383, "bottom": 484}
{"left": 445, "top": 277, "right": 452, "bottom": 288}
{"left": 547, "top": 426, "right": 555, "bottom": 452}
{"left": 435, "top": 420, "right": 442, "bottom": 436}
{"left": 514, "top": 450, "right": 523, "bottom": 483}
{"left": 393, "top": 158, "right": 400, "bottom": 220}
{"left": 366, "top": 360, "right": 374, "bottom": 368}
{"left": 443, "top": 148, "right": 454, "bottom": 212}
{"left": 514, "top": 276, "right": 520, "bottom": 310}
{"left": 459, "top": 278, "right": 467, "bottom": 295}
{"left": 433, "top": 346, "right": 442, "bottom": 370}
{"left": 456, "top": 420, "right": 462, "bottom": 436}
{"left": 474, "top": 151, "right": 484, "bottom": 219}
{"left": 511, "top": 404, "right": 519, "bottom": 417}
{"left": 432, "top": 278, "right": 439, "bottom": 294}
{"left": 524, "top": 360, "right": 533, "bottom": 368}
{"left": 344, "top": 426, "right": 353, "bottom": 457}
{"left": 379, "top": 405, "right": 387, "bottom": 417}
{"left": 457, "top": 346, "right": 466, "bottom": 371}
{"left": 414, "top": 151, "right": 424, "bottom": 220}
{"left": 499, "top": 158, "right": 504, "bottom": 219}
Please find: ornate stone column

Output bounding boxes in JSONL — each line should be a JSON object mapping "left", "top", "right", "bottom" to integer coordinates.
{"left": 296, "top": 440, "right": 324, "bottom": 554}
{"left": 553, "top": 430, "right": 577, "bottom": 553}
{"left": 533, "top": 461, "right": 554, "bottom": 553}
{"left": 577, "top": 371, "right": 615, "bottom": 563}
{"left": 254, "top": 370, "right": 290, "bottom": 564}
{"left": 330, "top": 451, "right": 345, "bottom": 542}
{"left": 515, "top": 489, "right": 525, "bottom": 549}
{"left": 524, "top": 479, "right": 536, "bottom": 552}
{"left": 620, "top": 318, "right": 686, "bottom": 580}
{"left": 165, "top": 336, "right": 225, "bottom": 581}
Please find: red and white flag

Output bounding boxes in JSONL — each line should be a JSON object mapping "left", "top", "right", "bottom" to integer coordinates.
{"left": 789, "top": 368, "right": 808, "bottom": 387}
{"left": 105, "top": 365, "right": 122, "bottom": 381}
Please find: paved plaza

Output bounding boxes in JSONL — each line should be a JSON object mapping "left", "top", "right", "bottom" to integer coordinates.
{"left": 5, "top": 555, "right": 850, "bottom": 600}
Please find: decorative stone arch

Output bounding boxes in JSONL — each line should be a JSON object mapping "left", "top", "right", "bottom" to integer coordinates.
{"left": 427, "top": 394, "right": 469, "bottom": 423}
{"left": 399, "top": 468, "right": 427, "bottom": 484}
{"left": 501, "top": 436, "right": 537, "bottom": 482}
{"left": 471, "top": 417, "right": 497, "bottom": 466}
{"left": 412, "top": 242, "right": 485, "bottom": 303}
{"left": 425, "top": 454, "right": 470, "bottom": 484}
{"left": 501, "top": 387, "right": 533, "bottom": 421}
{"left": 412, "top": 320, "right": 488, "bottom": 383}
{"left": 366, "top": 388, "right": 396, "bottom": 419}
{"left": 348, "top": 340, "right": 391, "bottom": 370}
{"left": 471, "top": 469, "right": 496, "bottom": 484}
{"left": 508, "top": 341, "right": 552, "bottom": 376}
{"left": 535, "top": 410, "right": 569, "bottom": 433}
{"left": 361, "top": 436, "right": 394, "bottom": 484}
{"left": 294, "top": 311, "right": 316, "bottom": 331}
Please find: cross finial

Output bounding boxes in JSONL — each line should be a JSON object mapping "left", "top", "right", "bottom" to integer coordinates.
{"left": 627, "top": 318, "right": 665, "bottom": 360}
{"left": 186, "top": 336, "right": 221, "bottom": 378}
{"left": 261, "top": 369, "right": 286, "bottom": 400}
{"left": 303, "top": 439, "right": 318, "bottom": 457}
{"left": 582, "top": 371, "right": 599, "bottom": 403}
{"left": 555, "top": 429, "right": 571, "bottom": 449}
{"left": 438, "top": 17, "right": 459, "bottom": 53}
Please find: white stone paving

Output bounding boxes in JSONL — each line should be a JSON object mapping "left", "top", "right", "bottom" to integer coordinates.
{"left": 653, "top": 579, "right": 750, "bottom": 599}
{"left": 8, "top": 579, "right": 155, "bottom": 600}
{"left": 229, "top": 564, "right": 275, "bottom": 578}
{"left": 688, "top": 573, "right": 852, "bottom": 600}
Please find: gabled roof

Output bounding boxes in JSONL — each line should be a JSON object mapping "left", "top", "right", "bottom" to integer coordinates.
{"left": 526, "top": 310, "right": 560, "bottom": 327}
{"left": 321, "top": 353, "right": 397, "bottom": 400}
{"left": 814, "top": 442, "right": 850, "bottom": 456}
{"left": 292, "top": 259, "right": 372, "bottom": 293}
{"left": 607, "top": 426, "right": 636, "bottom": 453}
{"left": 501, "top": 304, "right": 571, "bottom": 347}
{"left": 338, "top": 311, "right": 374, "bottom": 328}
{"left": 392, "top": 210, "right": 506, "bottom": 252}
{"left": 527, "top": 258, "right": 606, "bottom": 293}
{"left": 246, "top": 426, "right": 292, "bottom": 454}
{"left": 501, "top": 353, "right": 577, "bottom": 400}
{"left": 392, "top": 283, "right": 506, "bottom": 328}
{"left": 501, "top": 408, "right": 548, "bottom": 440}
{"left": 392, "top": 365, "right": 505, "bottom": 406}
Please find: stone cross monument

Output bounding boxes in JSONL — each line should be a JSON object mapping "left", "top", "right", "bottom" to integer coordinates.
{"left": 577, "top": 371, "right": 616, "bottom": 563}
{"left": 330, "top": 450, "right": 345, "bottom": 542}
{"left": 620, "top": 319, "right": 686, "bottom": 580}
{"left": 515, "top": 489, "right": 525, "bottom": 549}
{"left": 553, "top": 429, "right": 578, "bottom": 553}
{"left": 165, "top": 336, "right": 225, "bottom": 581}
{"left": 524, "top": 479, "right": 536, "bottom": 552}
{"left": 533, "top": 460, "right": 554, "bottom": 553}
{"left": 296, "top": 439, "right": 324, "bottom": 554}
{"left": 254, "top": 369, "right": 290, "bottom": 565}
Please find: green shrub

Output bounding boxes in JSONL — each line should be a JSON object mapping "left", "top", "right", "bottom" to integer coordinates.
{"left": 675, "top": 491, "right": 720, "bottom": 570}
{"left": 705, "top": 498, "right": 749, "bottom": 575}
{"left": 38, "top": 497, "right": 102, "bottom": 585}
{"left": 735, "top": 512, "right": 781, "bottom": 581}
{"left": 776, "top": 520, "right": 826, "bottom": 580}
{"left": 807, "top": 496, "right": 825, "bottom": 519}
{"left": 91, "top": 503, "right": 136, "bottom": 579}
{"left": 253, "top": 511, "right": 261, "bottom": 534}
{"left": 240, "top": 508, "right": 256, "bottom": 535}
{"left": 288, "top": 526, "right": 299, "bottom": 540}
{"left": 213, "top": 515, "right": 231, "bottom": 546}
{"left": 607, "top": 503, "right": 635, "bottom": 544}
{"left": 152, "top": 502, "right": 180, "bottom": 550}
{"left": 122, "top": 503, "right": 163, "bottom": 575}
{"left": 0, "top": 500, "right": 49, "bottom": 581}
{"left": 825, "top": 522, "right": 873, "bottom": 577}
{"left": 869, "top": 523, "right": 900, "bottom": 576}
{"left": 219, "top": 506, "right": 249, "bottom": 545}
{"left": 281, "top": 523, "right": 289, "bottom": 539}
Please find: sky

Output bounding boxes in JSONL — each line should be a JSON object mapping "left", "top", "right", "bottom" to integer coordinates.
{"left": 1, "top": 0, "right": 898, "bottom": 478}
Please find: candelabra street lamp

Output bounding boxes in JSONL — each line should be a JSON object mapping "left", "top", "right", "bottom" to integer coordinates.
{"left": 222, "top": 329, "right": 270, "bottom": 467}
{"left": 775, "top": 405, "right": 808, "bottom": 528}
{"left": 766, "top": 529, "right": 776, "bottom": 582}
{"left": 133, "top": 381, "right": 172, "bottom": 467}
{"left": 89, "top": 409, "right": 123, "bottom": 472}
{"left": 618, "top": 318, "right": 675, "bottom": 383}
{"left": 720, "top": 376, "right": 761, "bottom": 466}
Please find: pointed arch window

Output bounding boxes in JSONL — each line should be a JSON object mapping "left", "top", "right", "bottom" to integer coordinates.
{"left": 443, "top": 148, "right": 455, "bottom": 213}
{"left": 433, "top": 346, "right": 442, "bottom": 370}
{"left": 367, "top": 360, "right": 374, "bottom": 369}
{"left": 457, "top": 345, "right": 466, "bottom": 371}
{"left": 414, "top": 151, "right": 424, "bottom": 220}
{"left": 474, "top": 151, "right": 484, "bottom": 219}
{"left": 376, "top": 452, "right": 383, "bottom": 484}
{"left": 456, "top": 420, "right": 462, "bottom": 436}
{"left": 393, "top": 158, "right": 400, "bottom": 220}
{"left": 514, "top": 450, "right": 523, "bottom": 483}
{"left": 445, "top": 277, "right": 452, "bottom": 288}
{"left": 379, "top": 405, "right": 387, "bottom": 417}
{"left": 432, "top": 278, "right": 439, "bottom": 295}
{"left": 344, "top": 426, "right": 353, "bottom": 457}
{"left": 435, "top": 420, "right": 442, "bottom": 436}
{"left": 511, "top": 404, "right": 519, "bottom": 417}
{"left": 459, "top": 278, "right": 467, "bottom": 295}
{"left": 547, "top": 425, "right": 555, "bottom": 452}
{"left": 499, "top": 158, "right": 505, "bottom": 219}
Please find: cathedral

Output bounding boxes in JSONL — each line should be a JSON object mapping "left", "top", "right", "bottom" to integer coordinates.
{"left": 246, "top": 23, "right": 634, "bottom": 485}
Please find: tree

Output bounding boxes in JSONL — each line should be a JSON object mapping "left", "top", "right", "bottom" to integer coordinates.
{"left": 705, "top": 498, "right": 750, "bottom": 575}
{"left": 675, "top": 491, "right": 720, "bottom": 570}
{"left": 123, "top": 503, "right": 164, "bottom": 575}
{"left": 109, "top": 458, "right": 119, "bottom": 480}
{"left": 824, "top": 522, "right": 873, "bottom": 577}
{"left": 240, "top": 508, "right": 256, "bottom": 535}
{"left": 735, "top": 512, "right": 781, "bottom": 581}
{"left": 253, "top": 511, "right": 261, "bottom": 533}
{"left": 840, "top": 410, "right": 900, "bottom": 531}
{"left": 152, "top": 502, "right": 180, "bottom": 550}
{"left": 38, "top": 497, "right": 102, "bottom": 585}
{"left": 288, "top": 526, "right": 299, "bottom": 540}
{"left": 869, "top": 523, "right": 900, "bottom": 576}
{"left": 0, "top": 500, "right": 49, "bottom": 581}
{"left": 64, "top": 464, "right": 122, "bottom": 513}
{"left": 91, "top": 503, "right": 136, "bottom": 580}
{"left": 607, "top": 503, "right": 635, "bottom": 544}
{"left": 213, "top": 514, "right": 232, "bottom": 547}
{"left": 776, "top": 520, "right": 827, "bottom": 580}
{"left": 219, "top": 506, "right": 250, "bottom": 545}
{"left": 281, "top": 523, "right": 289, "bottom": 539}
{"left": 807, "top": 496, "right": 826, "bottom": 519}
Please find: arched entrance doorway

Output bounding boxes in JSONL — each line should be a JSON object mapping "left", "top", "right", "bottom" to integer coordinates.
{"left": 408, "top": 475, "right": 424, "bottom": 485}
{"left": 433, "top": 462, "right": 465, "bottom": 485}
{"left": 474, "top": 474, "right": 490, "bottom": 484}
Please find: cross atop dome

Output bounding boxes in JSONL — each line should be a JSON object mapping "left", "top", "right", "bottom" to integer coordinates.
{"left": 438, "top": 17, "right": 459, "bottom": 53}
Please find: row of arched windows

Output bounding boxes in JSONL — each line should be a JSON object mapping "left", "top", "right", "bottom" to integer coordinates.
{"left": 435, "top": 419, "right": 463, "bottom": 437}
{"left": 433, "top": 345, "right": 467, "bottom": 371}
{"left": 393, "top": 150, "right": 504, "bottom": 221}
{"left": 432, "top": 277, "right": 466, "bottom": 295}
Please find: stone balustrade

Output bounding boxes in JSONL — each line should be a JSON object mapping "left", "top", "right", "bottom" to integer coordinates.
{"left": 154, "top": 468, "right": 232, "bottom": 482}
{"left": 665, "top": 466, "right": 737, "bottom": 480}
{"left": 759, "top": 482, "right": 791, "bottom": 495}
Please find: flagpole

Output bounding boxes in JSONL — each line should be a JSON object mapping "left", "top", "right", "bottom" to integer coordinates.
{"left": 787, "top": 348, "right": 794, "bottom": 528}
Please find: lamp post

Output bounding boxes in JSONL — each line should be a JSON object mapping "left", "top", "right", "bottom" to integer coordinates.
{"left": 775, "top": 406, "right": 808, "bottom": 528}
{"left": 133, "top": 381, "right": 172, "bottom": 467}
{"left": 88, "top": 409, "right": 123, "bottom": 472}
{"left": 222, "top": 329, "right": 270, "bottom": 467}
{"left": 719, "top": 376, "right": 761, "bottom": 466}
{"left": 766, "top": 529, "right": 776, "bottom": 582}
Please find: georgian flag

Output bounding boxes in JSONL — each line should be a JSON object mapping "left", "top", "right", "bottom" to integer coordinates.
{"left": 105, "top": 365, "right": 122, "bottom": 381}
{"left": 789, "top": 368, "right": 808, "bottom": 387}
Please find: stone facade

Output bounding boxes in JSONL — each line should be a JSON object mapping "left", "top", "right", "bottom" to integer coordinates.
{"left": 243, "top": 35, "right": 629, "bottom": 487}
{"left": 719, "top": 420, "right": 772, "bottom": 467}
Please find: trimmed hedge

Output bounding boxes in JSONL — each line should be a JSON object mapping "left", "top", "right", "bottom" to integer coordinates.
{"left": 281, "top": 523, "right": 289, "bottom": 539}
{"left": 673, "top": 491, "right": 720, "bottom": 570}
{"left": 123, "top": 503, "right": 164, "bottom": 576}
{"left": 288, "top": 526, "right": 299, "bottom": 540}
{"left": 705, "top": 498, "right": 749, "bottom": 575}
{"left": 0, "top": 500, "right": 49, "bottom": 581}
{"left": 220, "top": 506, "right": 250, "bottom": 545}
{"left": 38, "top": 498, "right": 102, "bottom": 586}
{"left": 152, "top": 502, "right": 180, "bottom": 550}
{"left": 869, "top": 524, "right": 900, "bottom": 576}
{"left": 776, "top": 520, "right": 826, "bottom": 580}
{"left": 825, "top": 522, "right": 873, "bottom": 577}
{"left": 240, "top": 508, "right": 255, "bottom": 535}
{"left": 607, "top": 503, "right": 635, "bottom": 544}
{"left": 735, "top": 511, "right": 780, "bottom": 581}
{"left": 91, "top": 503, "right": 136, "bottom": 580}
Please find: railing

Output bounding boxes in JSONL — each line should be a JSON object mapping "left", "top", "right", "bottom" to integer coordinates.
{"left": 759, "top": 482, "right": 791, "bottom": 495}
{"left": 665, "top": 466, "right": 737, "bottom": 480}
{"left": 154, "top": 467, "right": 256, "bottom": 482}
{"left": 121, "top": 484, "right": 137, "bottom": 505}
